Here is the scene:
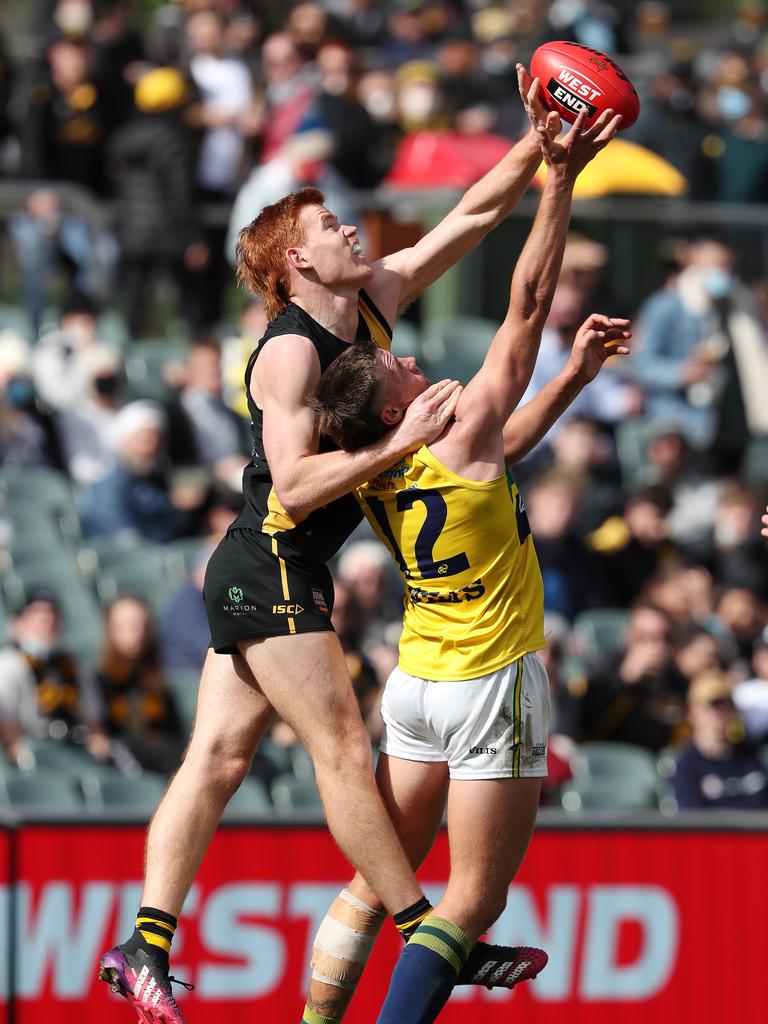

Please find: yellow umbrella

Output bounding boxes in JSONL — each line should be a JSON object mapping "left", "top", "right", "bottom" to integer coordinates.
{"left": 533, "top": 137, "right": 687, "bottom": 197}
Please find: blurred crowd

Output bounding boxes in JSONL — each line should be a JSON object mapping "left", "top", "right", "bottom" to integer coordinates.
{"left": 0, "top": 0, "right": 768, "bottom": 814}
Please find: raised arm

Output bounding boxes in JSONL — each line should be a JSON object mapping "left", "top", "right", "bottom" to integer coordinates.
{"left": 368, "top": 68, "right": 549, "bottom": 316}
{"left": 452, "top": 107, "right": 622, "bottom": 448}
{"left": 256, "top": 336, "right": 461, "bottom": 520}
{"left": 503, "top": 314, "right": 632, "bottom": 464}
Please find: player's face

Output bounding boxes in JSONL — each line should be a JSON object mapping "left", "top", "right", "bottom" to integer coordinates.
{"left": 375, "top": 348, "right": 430, "bottom": 422}
{"left": 295, "top": 205, "right": 373, "bottom": 287}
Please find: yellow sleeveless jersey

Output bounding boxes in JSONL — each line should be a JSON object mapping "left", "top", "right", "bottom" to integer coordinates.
{"left": 355, "top": 447, "right": 545, "bottom": 681}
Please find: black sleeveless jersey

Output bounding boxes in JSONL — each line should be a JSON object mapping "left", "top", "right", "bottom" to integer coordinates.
{"left": 229, "top": 289, "right": 393, "bottom": 565}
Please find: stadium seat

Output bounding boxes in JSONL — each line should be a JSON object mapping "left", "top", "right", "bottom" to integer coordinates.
{"left": 125, "top": 340, "right": 188, "bottom": 402}
{"left": 572, "top": 608, "right": 630, "bottom": 660}
{"left": 391, "top": 319, "right": 422, "bottom": 358}
{"left": 271, "top": 773, "right": 323, "bottom": 812}
{"left": 560, "top": 775, "right": 659, "bottom": 812}
{"left": 422, "top": 317, "right": 498, "bottom": 381}
{"left": 222, "top": 777, "right": 272, "bottom": 818}
{"left": 258, "top": 737, "right": 295, "bottom": 776}
{"left": 0, "top": 469, "right": 82, "bottom": 543}
{"left": 24, "top": 738, "right": 102, "bottom": 774}
{"left": 1, "top": 771, "right": 83, "bottom": 810}
{"left": 96, "top": 549, "right": 177, "bottom": 618}
{"left": 83, "top": 772, "right": 167, "bottom": 813}
{"left": 614, "top": 416, "right": 657, "bottom": 489}
{"left": 574, "top": 741, "right": 660, "bottom": 786}
{"left": 164, "top": 670, "right": 200, "bottom": 733}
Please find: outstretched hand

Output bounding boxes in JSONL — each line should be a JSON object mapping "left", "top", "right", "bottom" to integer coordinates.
{"left": 536, "top": 105, "right": 622, "bottom": 177}
{"left": 518, "top": 64, "right": 560, "bottom": 138}
{"left": 568, "top": 314, "right": 632, "bottom": 383}
{"left": 399, "top": 378, "right": 463, "bottom": 448}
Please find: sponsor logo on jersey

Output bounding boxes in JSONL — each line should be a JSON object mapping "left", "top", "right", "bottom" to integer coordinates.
{"left": 407, "top": 578, "right": 485, "bottom": 605}
{"left": 272, "top": 604, "right": 305, "bottom": 615}
{"left": 469, "top": 746, "right": 497, "bottom": 755}
{"left": 368, "top": 459, "right": 410, "bottom": 491}
{"left": 311, "top": 588, "right": 329, "bottom": 614}
{"left": 228, "top": 586, "right": 244, "bottom": 603}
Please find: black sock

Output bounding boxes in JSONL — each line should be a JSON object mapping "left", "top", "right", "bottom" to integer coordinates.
{"left": 393, "top": 897, "right": 433, "bottom": 941}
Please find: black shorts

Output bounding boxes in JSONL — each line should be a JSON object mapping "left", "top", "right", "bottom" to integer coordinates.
{"left": 203, "top": 528, "right": 335, "bottom": 654}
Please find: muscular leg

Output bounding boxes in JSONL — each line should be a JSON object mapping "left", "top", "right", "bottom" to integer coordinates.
{"left": 374, "top": 776, "right": 541, "bottom": 1024}
{"left": 435, "top": 777, "right": 541, "bottom": 943}
{"left": 305, "top": 755, "right": 449, "bottom": 1021}
{"left": 142, "top": 649, "right": 277, "bottom": 914}
{"left": 239, "top": 633, "right": 425, "bottom": 915}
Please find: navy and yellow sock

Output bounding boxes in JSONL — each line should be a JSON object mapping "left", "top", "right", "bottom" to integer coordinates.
{"left": 393, "top": 897, "right": 432, "bottom": 941}
{"left": 124, "top": 906, "right": 177, "bottom": 968}
{"left": 376, "top": 915, "right": 472, "bottom": 1024}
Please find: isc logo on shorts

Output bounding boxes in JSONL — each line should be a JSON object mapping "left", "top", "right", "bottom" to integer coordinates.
{"left": 272, "top": 604, "right": 304, "bottom": 615}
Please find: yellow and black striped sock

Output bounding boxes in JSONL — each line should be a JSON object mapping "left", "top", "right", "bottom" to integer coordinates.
{"left": 132, "top": 906, "right": 177, "bottom": 962}
{"left": 393, "top": 896, "right": 433, "bottom": 942}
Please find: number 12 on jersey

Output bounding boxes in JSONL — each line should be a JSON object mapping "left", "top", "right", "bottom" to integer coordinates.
{"left": 366, "top": 488, "right": 470, "bottom": 581}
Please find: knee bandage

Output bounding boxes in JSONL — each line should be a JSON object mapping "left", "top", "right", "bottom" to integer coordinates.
{"left": 311, "top": 889, "right": 386, "bottom": 990}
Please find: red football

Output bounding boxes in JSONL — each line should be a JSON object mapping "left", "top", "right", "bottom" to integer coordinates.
{"left": 530, "top": 41, "right": 639, "bottom": 131}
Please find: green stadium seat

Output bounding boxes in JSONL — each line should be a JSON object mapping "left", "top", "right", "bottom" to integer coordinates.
{"left": 24, "top": 738, "right": 102, "bottom": 774}
{"left": 96, "top": 557, "right": 177, "bottom": 618}
{"left": 83, "top": 772, "right": 167, "bottom": 813}
{"left": 422, "top": 317, "right": 498, "bottom": 382}
{"left": 574, "top": 741, "right": 660, "bottom": 786}
{"left": 258, "top": 736, "right": 295, "bottom": 776}
{"left": 560, "top": 775, "right": 659, "bottom": 812}
{"left": 125, "top": 340, "right": 188, "bottom": 402}
{"left": 222, "top": 777, "right": 272, "bottom": 818}
{"left": 164, "top": 670, "right": 200, "bottom": 733}
{"left": 2, "top": 771, "right": 83, "bottom": 810}
{"left": 572, "top": 608, "right": 630, "bottom": 660}
{"left": 271, "top": 773, "right": 322, "bottom": 812}
{"left": 0, "top": 469, "right": 82, "bottom": 543}
{"left": 391, "top": 319, "right": 422, "bottom": 358}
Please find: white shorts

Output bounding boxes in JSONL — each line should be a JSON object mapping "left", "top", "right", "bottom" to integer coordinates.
{"left": 380, "top": 653, "right": 551, "bottom": 780}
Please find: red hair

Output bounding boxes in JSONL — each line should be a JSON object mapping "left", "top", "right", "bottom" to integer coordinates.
{"left": 234, "top": 188, "right": 325, "bottom": 321}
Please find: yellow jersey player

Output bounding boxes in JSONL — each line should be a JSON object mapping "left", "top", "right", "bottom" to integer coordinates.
{"left": 307, "top": 107, "right": 628, "bottom": 1024}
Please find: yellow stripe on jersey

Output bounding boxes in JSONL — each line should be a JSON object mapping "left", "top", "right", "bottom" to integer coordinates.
{"left": 356, "top": 449, "right": 544, "bottom": 681}
{"left": 262, "top": 486, "right": 298, "bottom": 535}
{"left": 358, "top": 290, "right": 392, "bottom": 351}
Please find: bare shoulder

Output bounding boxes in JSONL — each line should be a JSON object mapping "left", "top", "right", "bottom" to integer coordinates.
{"left": 428, "top": 415, "right": 504, "bottom": 482}
{"left": 250, "top": 333, "right": 322, "bottom": 405}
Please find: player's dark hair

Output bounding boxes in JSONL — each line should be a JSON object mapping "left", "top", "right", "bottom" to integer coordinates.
{"left": 310, "top": 341, "right": 387, "bottom": 452}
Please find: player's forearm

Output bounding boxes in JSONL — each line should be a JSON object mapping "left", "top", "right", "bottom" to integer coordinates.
{"left": 503, "top": 362, "right": 585, "bottom": 463}
{"left": 453, "top": 129, "right": 541, "bottom": 227}
{"left": 275, "top": 432, "right": 415, "bottom": 520}
{"left": 507, "top": 168, "right": 574, "bottom": 329}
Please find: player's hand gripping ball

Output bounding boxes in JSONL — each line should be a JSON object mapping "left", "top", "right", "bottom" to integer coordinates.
{"left": 530, "top": 41, "right": 639, "bottom": 130}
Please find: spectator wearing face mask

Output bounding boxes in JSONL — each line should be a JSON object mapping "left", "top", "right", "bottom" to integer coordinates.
{"left": 55, "top": 344, "right": 125, "bottom": 484}
{"left": 0, "top": 332, "right": 64, "bottom": 470}
{"left": 634, "top": 236, "right": 768, "bottom": 461}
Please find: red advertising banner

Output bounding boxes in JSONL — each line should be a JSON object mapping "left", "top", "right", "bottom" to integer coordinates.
{"left": 0, "top": 827, "right": 9, "bottom": 1024}
{"left": 5, "top": 823, "right": 765, "bottom": 1022}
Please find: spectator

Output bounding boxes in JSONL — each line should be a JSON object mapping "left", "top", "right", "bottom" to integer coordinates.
{"left": 164, "top": 337, "right": 248, "bottom": 487}
{"left": 90, "top": 0, "right": 147, "bottom": 129}
{"left": 336, "top": 539, "right": 403, "bottom": 651}
{"left": 674, "top": 624, "right": 725, "bottom": 686}
{"left": 31, "top": 294, "right": 100, "bottom": 411}
{"left": 537, "top": 617, "right": 578, "bottom": 804}
{"left": 331, "top": 578, "right": 383, "bottom": 739}
{"left": 673, "top": 671, "right": 768, "bottom": 810}
{"left": 0, "top": 333, "right": 64, "bottom": 469}
{"left": 89, "top": 595, "right": 184, "bottom": 775}
{"left": 107, "top": 66, "right": 208, "bottom": 338}
{"left": 733, "top": 631, "right": 768, "bottom": 743}
{"left": 80, "top": 400, "right": 197, "bottom": 542}
{"left": 160, "top": 546, "right": 213, "bottom": 673}
{"left": 575, "top": 602, "right": 688, "bottom": 751}
{"left": 588, "top": 485, "right": 677, "bottom": 607}
{"left": 683, "top": 480, "right": 768, "bottom": 596}
{"left": 633, "top": 237, "right": 767, "bottom": 458}
{"left": 713, "top": 584, "right": 766, "bottom": 668}
{"left": 0, "top": 591, "right": 104, "bottom": 765}
{"left": 14, "top": 33, "right": 114, "bottom": 332}
{"left": 641, "top": 565, "right": 716, "bottom": 631}
{"left": 55, "top": 344, "right": 124, "bottom": 484}
{"left": 524, "top": 470, "right": 603, "bottom": 619}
